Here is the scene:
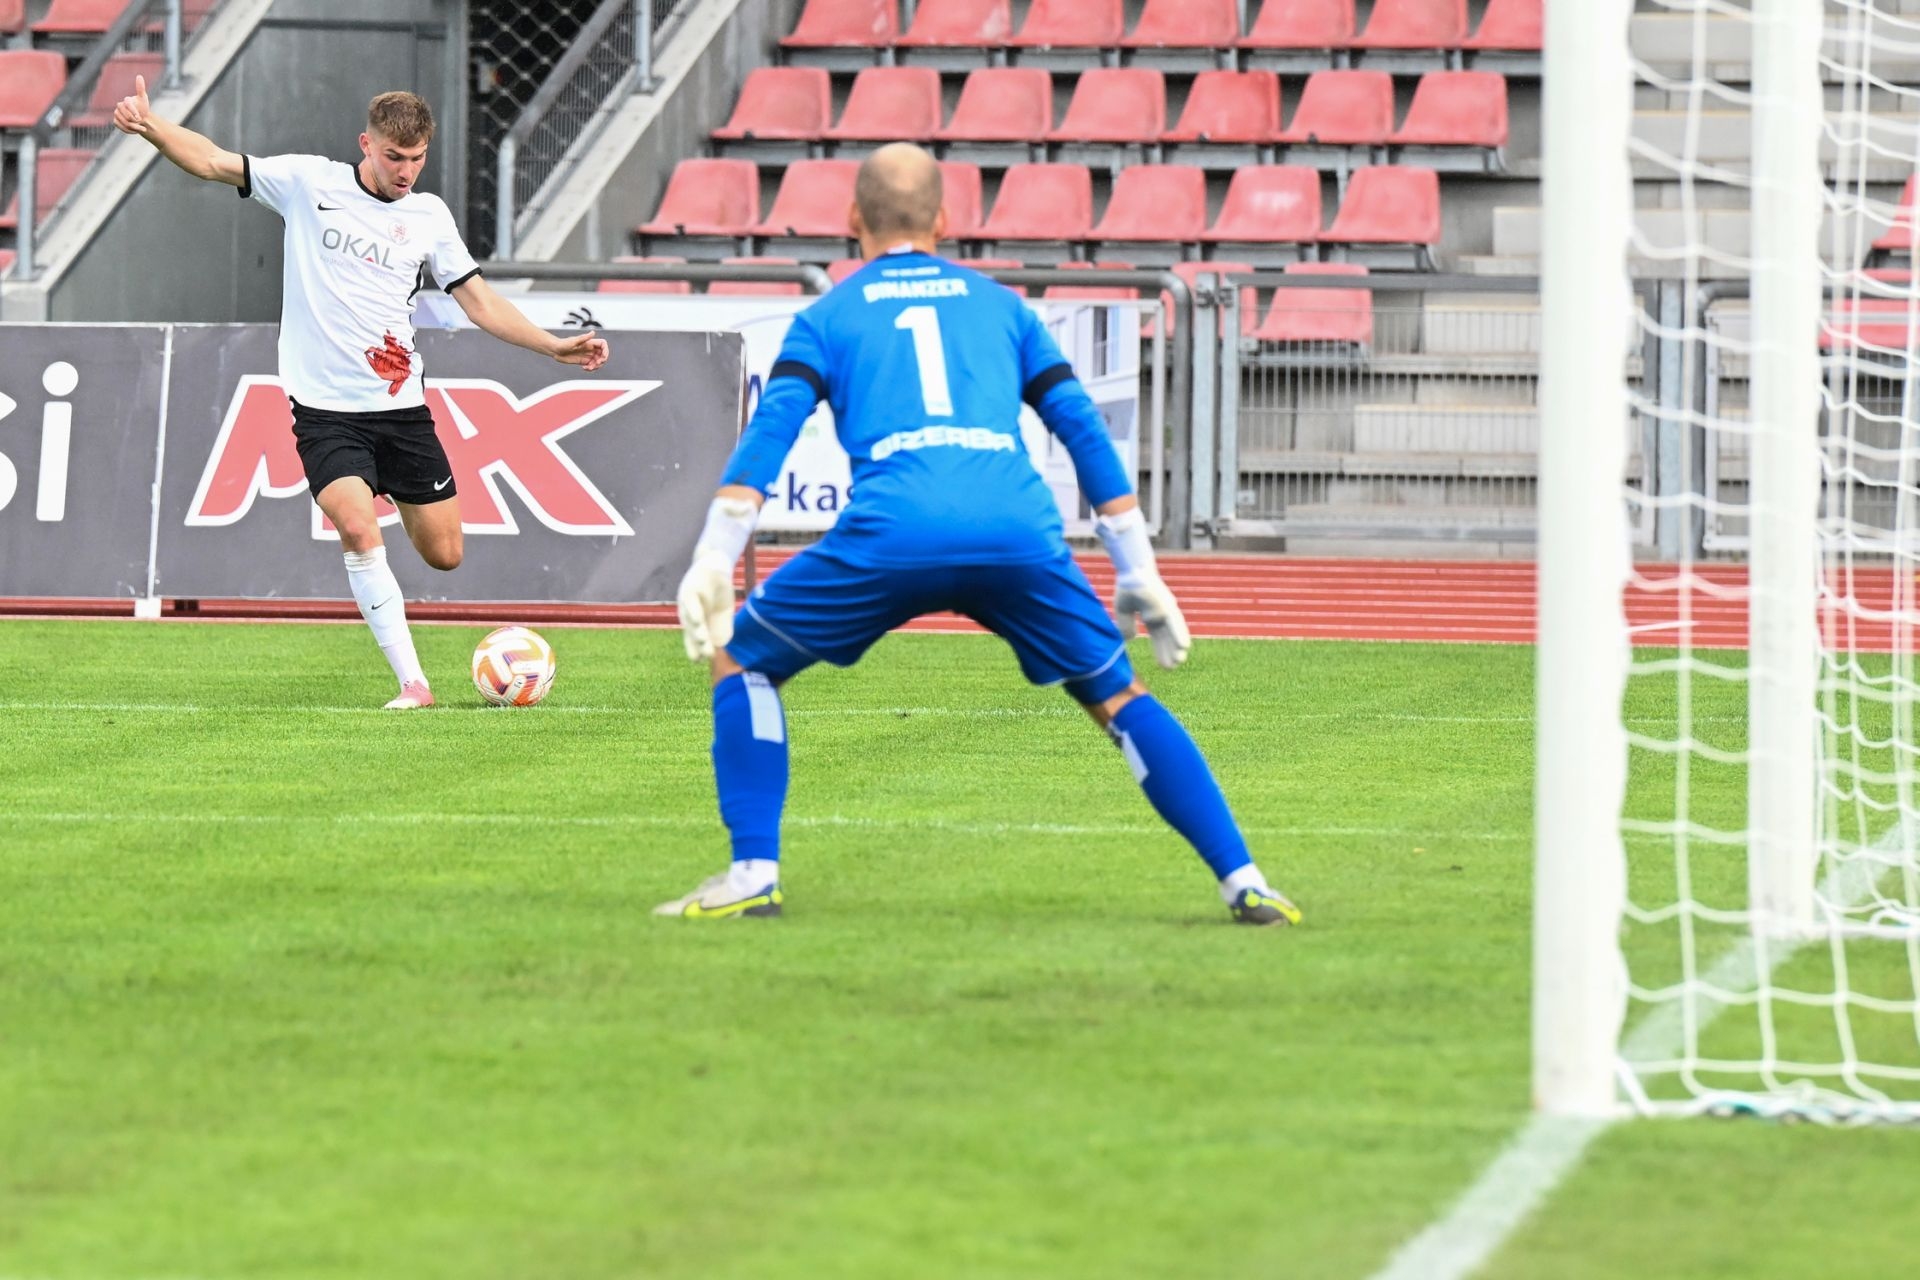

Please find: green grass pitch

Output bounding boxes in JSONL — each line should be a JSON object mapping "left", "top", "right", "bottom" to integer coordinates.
{"left": 2, "top": 620, "right": 1915, "bottom": 1278}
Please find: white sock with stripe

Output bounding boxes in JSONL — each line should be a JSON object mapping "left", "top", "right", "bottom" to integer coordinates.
{"left": 343, "top": 546, "right": 425, "bottom": 688}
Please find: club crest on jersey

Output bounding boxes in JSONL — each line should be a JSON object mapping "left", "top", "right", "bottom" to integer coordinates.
{"left": 390, "top": 221, "right": 409, "bottom": 245}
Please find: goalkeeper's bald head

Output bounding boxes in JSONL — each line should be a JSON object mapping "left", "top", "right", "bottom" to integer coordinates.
{"left": 853, "top": 143, "right": 947, "bottom": 250}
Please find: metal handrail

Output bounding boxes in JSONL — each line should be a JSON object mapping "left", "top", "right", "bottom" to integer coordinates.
{"left": 476, "top": 259, "right": 1199, "bottom": 542}
{"left": 495, "top": 0, "right": 665, "bottom": 259}
{"left": 16, "top": 0, "right": 183, "bottom": 279}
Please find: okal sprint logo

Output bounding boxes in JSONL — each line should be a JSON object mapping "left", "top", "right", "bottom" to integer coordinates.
{"left": 186, "top": 376, "right": 660, "bottom": 538}
{"left": 0, "top": 361, "right": 81, "bottom": 522}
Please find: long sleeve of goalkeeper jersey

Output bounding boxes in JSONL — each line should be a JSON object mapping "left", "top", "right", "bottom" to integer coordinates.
{"left": 720, "top": 314, "right": 826, "bottom": 491}
{"left": 1018, "top": 308, "right": 1134, "bottom": 508}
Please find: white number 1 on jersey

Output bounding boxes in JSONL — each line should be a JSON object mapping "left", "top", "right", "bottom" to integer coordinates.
{"left": 894, "top": 305, "right": 954, "bottom": 417}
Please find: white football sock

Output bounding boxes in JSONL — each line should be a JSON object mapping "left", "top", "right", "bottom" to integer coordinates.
{"left": 729, "top": 858, "right": 780, "bottom": 892}
{"left": 343, "top": 546, "right": 425, "bottom": 688}
{"left": 1220, "top": 863, "right": 1272, "bottom": 904}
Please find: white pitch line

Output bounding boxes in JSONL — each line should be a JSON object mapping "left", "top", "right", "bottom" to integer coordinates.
{"left": 10, "top": 810, "right": 1531, "bottom": 843}
{"left": 1365, "top": 834, "right": 1901, "bottom": 1280}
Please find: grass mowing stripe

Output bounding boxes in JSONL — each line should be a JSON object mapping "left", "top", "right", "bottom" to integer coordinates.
{"left": 1364, "top": 826, "right": 1908, "bottom": 1280}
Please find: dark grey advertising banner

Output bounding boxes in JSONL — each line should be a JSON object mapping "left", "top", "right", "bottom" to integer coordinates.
{"left": 0, "top": 326, "right": 168, "bottom": 597}
{"left": 151, "top": 326, "right": 743, "bottom": 603}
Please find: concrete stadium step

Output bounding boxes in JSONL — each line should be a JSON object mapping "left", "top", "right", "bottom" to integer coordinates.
{"left": 1632, "top": 8, "right": 1920, "bottom": 82}
{"left": 1418, "top": 293, "right": 1541, "bottom": 357}
{"left": 1353, "top": 405, "right": 1540, "bottom": 453}
{"left": 1239, "top": 449, "right": 1542, "bottom": 479}
{"left": 1631, "top": 110, "right": 1920, "bottom": 183}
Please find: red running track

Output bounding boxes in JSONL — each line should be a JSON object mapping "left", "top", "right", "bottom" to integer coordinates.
{"left": 5, "top": 556, "right": 1916, "bottom": 651}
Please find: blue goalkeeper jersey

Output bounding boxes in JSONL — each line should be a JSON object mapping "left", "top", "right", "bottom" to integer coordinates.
{"left": 721, "top": 249, "right": 1134, "bottom": 568}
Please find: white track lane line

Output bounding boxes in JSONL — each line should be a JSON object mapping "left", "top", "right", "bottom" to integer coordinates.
{"left": 1365, "top": 838, "right": 1900, "bottom": 1280}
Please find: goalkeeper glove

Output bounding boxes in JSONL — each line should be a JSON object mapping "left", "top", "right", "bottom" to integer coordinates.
{"left": 1095, "top": 507, "right": 1191, "bottom": 670}
{"left": 677, "top": 496, "right": 759, "bottom": 662}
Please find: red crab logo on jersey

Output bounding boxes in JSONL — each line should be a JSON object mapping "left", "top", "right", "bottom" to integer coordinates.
{"left": 365, "top": 332, "right": 412, "bottom": 396}
{"left": 184, "top": 375, "right": 662, "bottom": 537}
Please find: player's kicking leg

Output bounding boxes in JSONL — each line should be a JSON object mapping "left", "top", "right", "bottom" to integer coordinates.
{"left": 314, "top": 476, "right": 435, "bottom": 710}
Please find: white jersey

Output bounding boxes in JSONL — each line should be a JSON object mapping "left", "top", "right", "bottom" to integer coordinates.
{"left": 242, "top": 154, "right": 480, "bottom": 413}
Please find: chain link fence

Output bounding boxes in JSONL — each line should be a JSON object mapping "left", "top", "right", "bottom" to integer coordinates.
{"left": 467, "top": 0, "right": 679, "bottom": 258}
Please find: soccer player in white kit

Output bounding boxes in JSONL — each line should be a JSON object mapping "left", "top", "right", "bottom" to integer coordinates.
{"left": 113, "top": 83, "right": 609, "bottom": 707}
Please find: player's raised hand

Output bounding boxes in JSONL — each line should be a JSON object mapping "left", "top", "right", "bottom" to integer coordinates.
{"left": 676, "top": 551, "right": 737, "bottom": 662}
{"left": 552, "top": 331, "right": 609, "bottom": 372}
{"left": 112, "top": 75, "right": 153, "bottom": 136}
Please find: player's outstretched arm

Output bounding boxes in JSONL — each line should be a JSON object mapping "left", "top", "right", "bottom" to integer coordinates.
{"left": 449, "top": 276, "right": 609, "bottom": 371}
{"left": 1095, "top": 497, "right": 1192, "bottom": 670}
{"left": 112, "top": 76, "right": 245, "bottom": 186}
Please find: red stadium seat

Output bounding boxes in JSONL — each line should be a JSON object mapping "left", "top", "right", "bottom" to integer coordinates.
{"left": 1280, "top": 70, "right": 1395, "bottom": 145}
{"left": 710, "top": 256, "right": 805, "bottom": 296}
{"left": 936, "top": 67, "right": 1052, "bottom": 143}
{"left": 751, "top": 159, "right": 861, "bottom": 239}
{"left": 1165, "top": 70, "right": 1281, "bottom": 144}
{"left": 827, "top": 67, "right": 944, "bottom": 142}
{"left": 1465, "top": 0, "right": 1542, "bottom": 51}
{"left": 0, "top": 149, "right": 96, "bottom": 229}
{"left": 597, "top": 256, "right": 693, "bottom": 294}
{"left": 1389, "top": 71, "right": 1508, "bottom": 149}
{"left": 1121, "top": 0, "right": 1240, "bottom": 49}
{"left": 0, "top": 0, "right": 24, "bottom": 33}
{"left": 1241, "top": 0, "right": 1355, "bottom": 49}
{"left": 31, "top": 0, "right": 131, "bottom": 33}
{"left": 0, "top": 51, "right": 68, "bottom": 129}
{"left": 1353, "top": 0, "right": 1466, "bottom": 48}
{"left": 966, "top": 256, "right": 1030, "bottom": 295}
{"left": 827, "top": 257, "right": 865, "bottom": 283}
{"left": 712, "top": 68, "right": 832, "bottom": 142}
{"left": 1091, "top": 165, "right": 1207, "bottom": 243}
{"left": 1202, "top": 166, "right": 1323, "bottom": 244}
{"left": 1874, "top": 175, "right": 1917, "bottom": 252}
{"left": 1322, "top": 166, "right": 1441, "bottom": 246}
{"left": 1044, "top": 260, "right": 1139, "bottom": 301}
{"left": 70, "top": 53, "right": 167, "bottom": 128}
{"left": 637, "top": 159, "right": 760, "bottom": 238}
{"left": 1007, "top": 0, "right": 1124, "bottom": 48}
{"left": 898, "top": 0, "right": 1013, "bottom": 47}
{"left": 977, "top": 163, "right": 1094, "bottom": 241}
{"left": 1046, "top": 69, "right": 1166, "bottom": 145}
{"left": 1282, "top": 70, "right": 1390, "bottom": 144}
{"left": 1251, "top": 262, "right": 1373, "bottom": 345}
{"left": 781, "top": 0, "right": 895, "bottom": 48}
{"left": 937, "top": 161, "right": 985, "bottom": 238}
{"left": 1821, "top": 270, "right": 1920, "bottom": 351}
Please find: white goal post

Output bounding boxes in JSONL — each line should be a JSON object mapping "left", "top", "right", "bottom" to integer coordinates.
{"left": 1537, "top": 0, "right": 1920, "bottom": 1123}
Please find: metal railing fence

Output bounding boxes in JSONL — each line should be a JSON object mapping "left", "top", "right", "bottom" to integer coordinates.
{"left": 9, "top": 0, "right": 192, "bottom": 280}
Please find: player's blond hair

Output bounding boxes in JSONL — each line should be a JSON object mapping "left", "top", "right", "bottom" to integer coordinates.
{"left": 367, "top": 92, "right": 436, "bottom": 147}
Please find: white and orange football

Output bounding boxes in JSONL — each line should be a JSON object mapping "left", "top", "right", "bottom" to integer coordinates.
{"left": 471, "top": 625, "right": 557, "bottom": 707}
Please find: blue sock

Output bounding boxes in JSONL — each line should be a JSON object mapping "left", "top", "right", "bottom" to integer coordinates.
{"left": 712, "top": 672, "right": 788, "bottom": 863}
{"left": 1109, "top": 695, "right": 1252, "bottom": 880}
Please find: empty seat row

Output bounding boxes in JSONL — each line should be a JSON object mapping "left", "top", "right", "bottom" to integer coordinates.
{"left": 785, "top": 0, "right": 1540, "bottom": 55}
{"left": 638, "top": 158, "right": 1439, "bottom": 261}
{"left": 0, "top": 147, "right": 96, "bottom": 229}
{"left": 597, "top": 253, "right": 1375, "bottom": 347}
{"left": 718, "top": 66, "right": 1506, "bottom": 153}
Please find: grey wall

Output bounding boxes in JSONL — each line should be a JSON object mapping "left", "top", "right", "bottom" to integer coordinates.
{"left": 50, "top": 0, "right": 461, "bottom": 322}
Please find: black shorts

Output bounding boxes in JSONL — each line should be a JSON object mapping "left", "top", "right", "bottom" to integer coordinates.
{"left": 290, "top": 399, "right": 458, "bottom": 506}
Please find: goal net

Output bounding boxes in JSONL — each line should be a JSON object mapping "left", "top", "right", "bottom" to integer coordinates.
{"left": 1538, "top": 0, "right": 1920, "bottom": 1123}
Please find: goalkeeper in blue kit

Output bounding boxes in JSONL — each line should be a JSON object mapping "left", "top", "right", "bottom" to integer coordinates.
{"left": 660, "top": 143, "right": 1301, "bottom": 927}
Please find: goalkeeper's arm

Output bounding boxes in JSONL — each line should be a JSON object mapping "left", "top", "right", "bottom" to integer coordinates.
{"left": 1026, "top": 370, "right": 1192, "bottom": 670}
{"left": 675, "top": 367, "right": 817, "bottom": 662}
